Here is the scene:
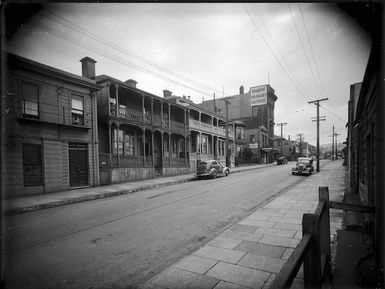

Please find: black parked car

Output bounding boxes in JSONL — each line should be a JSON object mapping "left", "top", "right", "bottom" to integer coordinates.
{"left": 291, "top": 157, "right": 314, "bottom": 176}
{"left": 277, "top": 156, "right": 288, "bottom": 165}
{"left": 196, "top": 160, "right": 230, "bottom": 179}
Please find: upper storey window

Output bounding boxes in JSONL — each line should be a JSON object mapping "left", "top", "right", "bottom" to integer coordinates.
{"left": 21, "top": 82, "right": 39, "bottom": 118}
{"left": 71, "top": 95, "right": 84, "bottom": 125}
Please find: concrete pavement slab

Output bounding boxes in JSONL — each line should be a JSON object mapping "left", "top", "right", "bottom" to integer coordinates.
{"left": 192, "top": 246, "right": 246, "bottom": 264}
{"left": 235, "top": 241, "right": 286, "bottom": 258}
{"left": 220, "top": 230, "right": 264, "bottom": 243}
{"left": 281, "top": 248, "right": 295, "bottom": 260}
{"left": 174, "top": 255, "right": 218, "bottom": 275}
{"left": 253, "top": 227, "right": 296, "bottom": 238}
{"left": 273, "top": 222, "right": 302, "bottom": 231}
{"left": 238, "top": 219, "right": 275, "bottom": 228}
{"left": 258, "top": 235, "right": 300, "bottom": 248}
{"left": 213, "top": 280, "right": 250, "bottom": 289}
{"left": 208, "top": 237, "right": 243, "bottom": 250}
{"left": 231, "top": 224, "right": 259, "bottom": 233}
{"left": 238, "top": 253, "right": 286, "bottom": 273}
{"left": 142, "top": 267, "right": 219, "bottom": 289}
{"left": 206, "top": 262, "right": 270, "bottom": 289}
{"left": 267, "top": 216, "right": 302, "bottom": 225}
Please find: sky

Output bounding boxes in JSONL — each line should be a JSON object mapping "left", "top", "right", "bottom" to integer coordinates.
{"left": 6, "top": 3, "right": 372, "bottom": 146}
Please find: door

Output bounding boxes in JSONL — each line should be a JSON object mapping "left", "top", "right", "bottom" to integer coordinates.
{"left": 69, "top": 143, "right": 88, "bottom": 187}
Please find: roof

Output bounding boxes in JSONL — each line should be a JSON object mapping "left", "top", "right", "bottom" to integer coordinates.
{"left": 6, "top": 53, "right": 102, "bottom": 90}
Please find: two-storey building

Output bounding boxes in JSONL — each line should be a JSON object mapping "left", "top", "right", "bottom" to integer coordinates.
{"left": 163, "top": 91, "right": 235, "bottom": 171}
{"left": 95, "top": 78, "right": 190, "bottom": 184}
{"left": 2, "top": 54, "right": 101, "bottom": 198}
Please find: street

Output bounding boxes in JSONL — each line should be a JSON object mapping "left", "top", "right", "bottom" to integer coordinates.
{"left": 5, "top": 163, "right": 311, "bottom": 289}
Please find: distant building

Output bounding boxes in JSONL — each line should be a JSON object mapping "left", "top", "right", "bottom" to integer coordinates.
{"left": 2, "top": 54, "right": 101, "bottom": 197}
{"left": 201, "top": 84, "right": 278, "bottom": 163}
{"left": 164, "top": 92, "right": 235, "bottom": 170}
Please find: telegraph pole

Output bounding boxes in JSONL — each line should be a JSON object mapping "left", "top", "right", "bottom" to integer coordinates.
{"left": 335, "top": 132, "right": 341, "bottom": 160}
{"left": 276, "top": 122, "right": 287, "bottom": 156}
{"left": 331, "top": 125, "right": 335, "bottom": 161}
{"left": 297, "top": 133, "right": 304, "bottom": 156}
{"left": 219, "top": 91, "right": 234, "bottom": 167}
{"left": 308, "top": 98, "right": 328, "bottom": 172}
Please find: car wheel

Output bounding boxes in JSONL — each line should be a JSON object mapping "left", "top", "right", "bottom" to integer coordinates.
{"left": 292, "top": 172, "right": 295, "bottom": 175}
{"left": 212, "top": 171, "right": 217, "bottom": 179}
{"left": 225, "top": 170, "right": 229, "bottom": 176}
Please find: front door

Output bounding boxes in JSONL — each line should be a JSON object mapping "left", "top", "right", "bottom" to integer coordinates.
{"left": 69, "top": 143, "right": 88, "bottom": 187}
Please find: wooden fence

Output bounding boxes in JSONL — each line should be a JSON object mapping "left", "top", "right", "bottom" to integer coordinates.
{"left": 270, "top": 186, "right": 375, "bottom": 289}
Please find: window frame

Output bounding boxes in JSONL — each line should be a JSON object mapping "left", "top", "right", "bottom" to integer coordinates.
{"left": 21, "top": 81, "right": 40, "bottom": 118}
{"left": 71, "top": 94, "right": 85, "bottom": 125}
{"left": 22, "top": 143, "right": 44, "bottom": 186}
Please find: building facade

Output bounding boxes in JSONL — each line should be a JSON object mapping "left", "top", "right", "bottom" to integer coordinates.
{"left": 2, "top": 54, "right": 101, "bottom": 198}
{"left": 95, "top": 77, "right": 190, "bottom": 185}
{"left": 163, "top": 92, "right": 235, "bottom": 170}
{"left": 347, "top": 40, "right": 384, "bottom": 285}
{"left": 201, "top": 84, "right": 278, "bottom": 163}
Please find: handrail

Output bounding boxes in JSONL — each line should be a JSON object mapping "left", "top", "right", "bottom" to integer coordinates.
{"left": 269, "top": 233, "right": 312, "bottom": 289}
{"left": 270, "top": 187, "right": 331, "bottom": 289}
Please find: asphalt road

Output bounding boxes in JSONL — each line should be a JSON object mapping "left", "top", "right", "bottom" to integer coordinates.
{"left": 4, "top": 162, "right": 309, "bottom": 289}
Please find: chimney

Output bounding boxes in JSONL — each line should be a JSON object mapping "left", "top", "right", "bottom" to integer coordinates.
{"left": 125, "top": 79, "right": 137, "bottom": 88}
{"left": 80, "top": 57, "right": 97, "bottom": 79}
{"left": 163, "top": 89, "right": 172, "bottom": 99}
{"left": 240, "top": 85, "right": 244, "bottom": 94}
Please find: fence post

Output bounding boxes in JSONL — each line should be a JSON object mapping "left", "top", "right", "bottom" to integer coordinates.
{"left": 319, "top": 186, "right": 332, "bottom": 280}
{"left": 302, "top": 213, "right": 321, "bottom": 289}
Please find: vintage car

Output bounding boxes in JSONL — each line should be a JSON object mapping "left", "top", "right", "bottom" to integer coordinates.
{"left": 196, "top": 160, "right": 230, "bottom": 179}
{"left": 292, "top": 157, "right": 314, "bottom": 176}
{"left": 277, "top": 156, "right": 288, "bottom": 165}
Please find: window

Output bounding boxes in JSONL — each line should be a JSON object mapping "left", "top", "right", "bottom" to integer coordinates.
{"left": 71, "top": 95, "right": 84, "bottom": 125}
{"left": 125, "top": 131, "right": 134, "bottom": 155}
{"left": 118, "top": 129, "right": 124, "bottom": 155}
{"left": 22, "top": 82, "right": 39, "bottom": 117}
{"left": 172, "top": 138, "right": 178, "bottom": 154}
{"left": 250, "top": 135, "right": 255, "bottom": 143}
{"left": 219, "top": 140, "right": 225, "bottom": 156}
{"left": 202, "top": 136, "right": 208, "bottom": 154}
{"left": 23, "top": 144, "right": 43, "bottom": 186}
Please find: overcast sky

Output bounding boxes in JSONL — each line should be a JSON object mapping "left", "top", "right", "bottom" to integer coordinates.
{"left": 7, "top": 3, "right": 371, "bottom": 146}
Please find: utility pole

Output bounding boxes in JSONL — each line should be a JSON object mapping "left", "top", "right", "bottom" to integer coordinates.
{"left": 311, "top": 115, "right": 326, "bottom": 159}
{"left": 297, "top": 133, "right": 304, "bottom": 157}
{"left": 335, "top": 132, "right": 341, "bottom": 160}
{"left": 218, "top": 90, "right": 234, "bottom": 167}
{"left": 308, "top": 97, "right": 328, "bottom": 172}
{"left": 276, "top": 122, "right": 287, "bottom": 156}
{"left": 330, "top": 125, "right": 335, "bottom": 161}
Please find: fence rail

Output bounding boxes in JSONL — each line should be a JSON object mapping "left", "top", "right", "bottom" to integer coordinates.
{"left": 271, "top": 186, "right": 376, "bottom": 289}
{"left": 270, "top": 187, "right": 331, "bottom": 289}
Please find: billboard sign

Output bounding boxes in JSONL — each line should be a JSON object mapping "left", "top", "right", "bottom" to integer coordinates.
{"left": 250, "top": 85, "right": 267, "bottom": 107}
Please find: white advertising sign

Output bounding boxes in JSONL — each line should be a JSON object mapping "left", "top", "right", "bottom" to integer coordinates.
{"left": 249, "top": 143, "right": 259, "bottom": 149}
{"left": 250, "top": 85, "right": 267, "bottom": 107}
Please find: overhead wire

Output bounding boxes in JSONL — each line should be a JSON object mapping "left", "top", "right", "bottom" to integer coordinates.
{"left": 287, "top": 4, "right": 323, "bottom": 101}
{"left": 298, "top": 4, "right": 329, "bottom": 99}
{"left": 241, "top": 4, "right": 310, "bottom": 103}
{"left": 252, "top": 4, "right": 309, "bottom": 100}
{"left": 33, "top": 20, "right": 216, "bottom": 98}
{"left": 40, "top": 8, "right": 228, "bottom": 97}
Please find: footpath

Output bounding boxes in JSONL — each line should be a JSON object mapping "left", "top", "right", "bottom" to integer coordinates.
{"left": 5, "top": 162, "right": 274, "bottom": 216}
{"left": 140, "top": 160, "right": 347, "bottom": 289}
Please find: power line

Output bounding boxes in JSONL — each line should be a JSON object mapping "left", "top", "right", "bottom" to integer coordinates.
{"left": 288, "top": 4, "right": 323, "bottom": 101}
{"left": 39, "top": 9, "right": 228, "bottom": 97}
{"left": 299, "top": 4, "right": 328, "bottom": 99}
{"left": 319, "top": 104, "right": 347, "bottom": 123}
{"left": 251, "top": 4, "right": 309, "bottom": 100}
{"left": 242, "top": 4, "right": 310, "bottom": 102}
{"left": 33, "top": 20, "right": 216, "bottom": 98}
